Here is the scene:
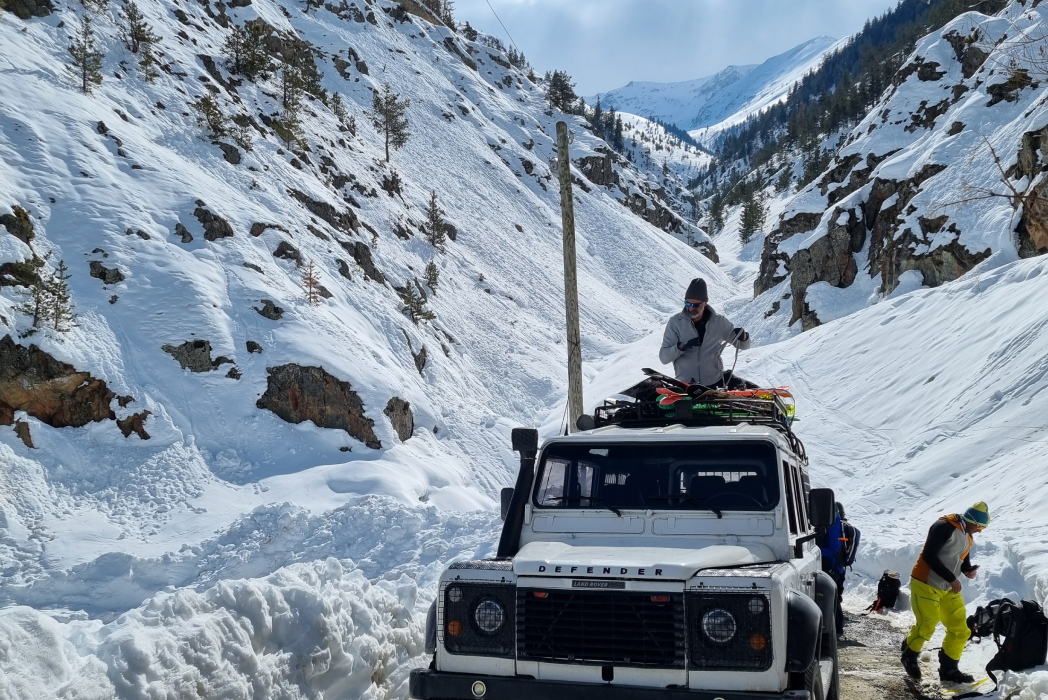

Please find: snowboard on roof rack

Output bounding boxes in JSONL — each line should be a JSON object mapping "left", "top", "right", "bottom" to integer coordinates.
{"left": 593, "top": 368, "right": 802, "bottom": 458}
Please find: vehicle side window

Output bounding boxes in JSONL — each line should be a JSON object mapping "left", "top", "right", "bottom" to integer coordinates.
{"left": 536, "top": 458, "right": 569, "bottom": 506}
{"left": 794, "top": 466, "right": 809, "bottom": 531}
{"left": 782, "top": 461, "right": 798, "bottom": 535}
{"left": 800, "top": 469, "right": 812, "bottom": 529}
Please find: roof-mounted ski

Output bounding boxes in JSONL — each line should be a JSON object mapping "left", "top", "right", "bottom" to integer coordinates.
{"left": 589, "top": 369, "right": 806, "bottom": 460}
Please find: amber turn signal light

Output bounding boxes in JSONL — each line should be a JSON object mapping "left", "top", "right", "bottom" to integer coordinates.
{"left": 448, "top": 620, "right": 463, "bottom": 636}
{"left": 749, "top": 633, "right": 767, "bottom": 651}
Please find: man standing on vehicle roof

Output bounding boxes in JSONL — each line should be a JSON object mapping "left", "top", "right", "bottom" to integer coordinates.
{"left": 901, "top": 502, "right": 990, "bottom": 683}
{"left": 659, "top": 278, "right": 751, "bottom": 388}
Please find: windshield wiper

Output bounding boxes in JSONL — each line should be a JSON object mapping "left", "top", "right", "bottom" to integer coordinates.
{"left": 543, "top": 496, "right": 622, "bottom": 516}
{"left": 647, "top": 494, "right": 723, "bottom": 518}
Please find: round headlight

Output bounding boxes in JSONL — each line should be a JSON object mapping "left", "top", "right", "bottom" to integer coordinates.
{"left": 474, "top": 598, "right": 505, "bottom": 634}
{"left": 748, "top": 596, "right": 766, "bottom": 615}
{"left": 448, "top": 586, "right": 463, "bottom": 603}
{"left": 701, "top": 608, "right": 737, "bottom": 644}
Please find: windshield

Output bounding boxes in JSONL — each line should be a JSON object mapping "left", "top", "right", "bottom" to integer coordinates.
{"left": 533, "top": 441, "right": 780, "bottom": 512}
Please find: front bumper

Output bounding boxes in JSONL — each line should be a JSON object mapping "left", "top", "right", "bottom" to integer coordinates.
{"left": 409, "top": 669, "right": 809, "bottom": 700}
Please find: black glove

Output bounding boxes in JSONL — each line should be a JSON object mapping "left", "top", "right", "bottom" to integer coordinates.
{"left": 677, "top": 337, "right": 701, "bottom": 352}
{"left": 732, "top": 328, "right": 750, "bottom": 344}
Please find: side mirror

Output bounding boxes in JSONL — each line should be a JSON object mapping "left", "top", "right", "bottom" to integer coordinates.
{"left": 575, "top": 414, "right": 595, "bottom": 431}
{"left": 808, "top": 488, "right": 836, "bottom": 528}
{"left": 500, "top": 487, "right": 514, "bottom": 521}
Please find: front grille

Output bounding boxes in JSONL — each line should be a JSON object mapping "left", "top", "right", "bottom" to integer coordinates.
{"left": 518, "top": 588, "right": 686, "bottom": 668}
{"left": 687, "top": 590, "right": 773, "bottom": 670}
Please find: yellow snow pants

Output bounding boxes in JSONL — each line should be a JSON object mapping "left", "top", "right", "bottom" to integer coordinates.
{"left": 904, "top": 577, "right": 971, "bottom": 661}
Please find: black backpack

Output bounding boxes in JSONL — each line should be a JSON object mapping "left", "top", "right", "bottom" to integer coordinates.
{"left": 967, "top": 598, "right": 1048, "bottom": 687}
{"left": 841, "top": 520, "right": 860, "bottom": 568}
{"left": 866, "top": 570, "right": 901, "bottom": 613}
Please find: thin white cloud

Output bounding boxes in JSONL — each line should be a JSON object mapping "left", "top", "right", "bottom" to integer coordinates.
{"left": 454, "top": 0, "right": 900, "bottom": 94}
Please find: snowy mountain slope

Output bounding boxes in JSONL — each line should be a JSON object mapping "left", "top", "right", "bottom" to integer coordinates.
{"left": 0, "top": 0, "right": 729, "bottom": 694}
{"left": 593, "top": 36, "right": 838, "bottom": 146}
{"left": 754, "top": 2, "right": 1048, "bottom": 334}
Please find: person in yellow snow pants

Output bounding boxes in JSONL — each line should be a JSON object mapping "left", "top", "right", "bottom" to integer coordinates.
{"left": 900, "top": 502, "right": 989, "bottom": 683}
{"left": 905, "top": 577, "right": 971, "bottom": 660}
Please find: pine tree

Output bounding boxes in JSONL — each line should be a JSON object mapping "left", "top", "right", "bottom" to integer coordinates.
{"left": 740, "top": 191, "right": 768, "bottom": 244}
{"left": 15, "top": 277, "right": 50, "bottom": 329}
{"left": 191, "top": 88, "right": 228, "bottom": 138}
{"left": 231, "top": 114, "right": 253, "bottom": 151}
{"left": 347, "top": 114, "right": 357, "bottom": 137}
{"left": 369, "top": 83, "right": 410, "bottom": 163}
{"left": 69, "top": 15, "right": 104, "bottom": 95}
{"left": 613, "top": 114, "right": 624, "bottom": 151}
{"left": 775, "top": 168, "right": 793, "bottom": 193}
{"left": 424, "top": 190, "right": 446, "bottom": 252}
{"left": 302, "top": 259, "right": 322, "bottom": 305}
{"left": 331, "top": 91, "right": 348, "bottom": 124}
{"left": 223, "top": 22, "right": 273, "bottom": 81}
{"left": 46, "top": 260, "right": 78, "bottom": 332}
{"left": 401, "top": 284, "right": 435, "bottom": 324}
{"left": 424, "top": 261, "right": 439, "bottom": 293}
{"left": 279, "top": 63, "right": 303, "bottom": 145}
{"left": 438, "top": 0, "right": 455, "bottom": 28}
{"left": 120, "top": 1, "right": 159, "bottom": 54}
{"left": 461, "top": 21, "right": 478, "bottom": 42}
{"left": 139, "top": 42, "right": 160, "bottom": 82}
{"left": 545, "top": 70, "right": 577, "bottom": 112}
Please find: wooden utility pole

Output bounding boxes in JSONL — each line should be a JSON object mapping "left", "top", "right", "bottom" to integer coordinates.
{"left": 556, "top": 121, "right": 584, "bottom": 432}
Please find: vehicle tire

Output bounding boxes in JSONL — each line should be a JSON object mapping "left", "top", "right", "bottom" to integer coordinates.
{"left": 822, "top": 624, "right": 840, "bottom": 700}
{"left": 821, "top": 590, "right": 840, "bottom": 700}
{"left": 788, "top": 634, "right": 824, "bottom": 699}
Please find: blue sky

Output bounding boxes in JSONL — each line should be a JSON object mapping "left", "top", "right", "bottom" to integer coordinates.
{"left": 454, "top": 0, "right": 901, "bottom": 94}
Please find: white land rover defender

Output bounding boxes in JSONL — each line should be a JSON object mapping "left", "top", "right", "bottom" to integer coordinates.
{"left": 410, "top": 376, "right": 840, "bottom": 700}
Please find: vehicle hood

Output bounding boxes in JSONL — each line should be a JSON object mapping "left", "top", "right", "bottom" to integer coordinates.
{"left": 513, "top": 541, "right": 776, "bottom": 580}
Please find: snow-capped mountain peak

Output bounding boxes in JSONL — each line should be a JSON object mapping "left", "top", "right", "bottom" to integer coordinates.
{"left": 593, "top": 36, "right": 839, "bottom": 146}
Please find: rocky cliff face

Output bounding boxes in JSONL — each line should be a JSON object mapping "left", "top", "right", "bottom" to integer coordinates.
{"left": 754, "top": 5, "right": 1048, "bottom": 330}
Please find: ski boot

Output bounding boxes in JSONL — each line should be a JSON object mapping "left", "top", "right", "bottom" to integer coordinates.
{"left": 900, "top": 642, "right": 922, "bottom": 680}
{"left": 938, "top": 650, "right": 974, "bottom": 684}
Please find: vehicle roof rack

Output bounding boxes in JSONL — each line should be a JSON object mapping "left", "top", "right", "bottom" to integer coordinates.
{"left": 592, "top": 372, "right": 807, "bottom": 462}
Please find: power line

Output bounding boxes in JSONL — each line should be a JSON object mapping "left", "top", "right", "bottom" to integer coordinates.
{"left": 483, "top": 0, "right": 519, "bottom": 53}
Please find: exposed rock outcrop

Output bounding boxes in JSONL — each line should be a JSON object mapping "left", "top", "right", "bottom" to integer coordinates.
{"left": 341, "top": 240, "right": 384, "bottom": 283}
{"left": 0, "top": 259, "right": 43, "bottom": 288}
{"left": 256, "top": 364, "right": 381, "bottom": 449}
{"left": 0, "top": 335, "right": 118, "bottom": 429}
{"left": 273, "top": 240, "right": 302, "bottom": 266}
{"left": 0, "top": 205, "right": 35, "bottom": 244}
{"left": 117, "top": 410, "right": 151, "bottom": 439}
{"left": 193, "top": 200, "right": 235, "bottom": 241}
{"left": 0, "top": 0, "right": 54, "bottom": 19}
{"left": 162, "top": 339, "right": 231, "bottom": 372}
{"left": 944, "top": 29, "right": 988, "bottom": 80}
{"left": 89, "top": 260, "right": 125, "bottom": 285}
{"left": 288, "top": 188, "right": 358, "bottom": 233}
{"left": 756, "top": 212, "right": 822, "bottom": 296}
{"left": 255, "top": 299, "right": 284, "bottom": 320}
{"left": 384, "top": 397, "right": 413, "bottom": 442}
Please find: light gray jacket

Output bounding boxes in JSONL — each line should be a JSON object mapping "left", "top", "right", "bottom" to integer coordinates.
{"left": 659, "top": 308, "right": 750, "bottom": 385}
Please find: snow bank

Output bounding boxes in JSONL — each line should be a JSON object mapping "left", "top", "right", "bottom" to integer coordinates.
{"left": 1, "top": 558, "right": 426, "bottom": 700}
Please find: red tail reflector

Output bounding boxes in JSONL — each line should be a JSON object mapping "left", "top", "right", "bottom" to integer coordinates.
{"left": 533, "top": 591, "right": 548, "bottom": 599}
{"left": 650, "top": 595, "right": 670, "bottom": 603}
